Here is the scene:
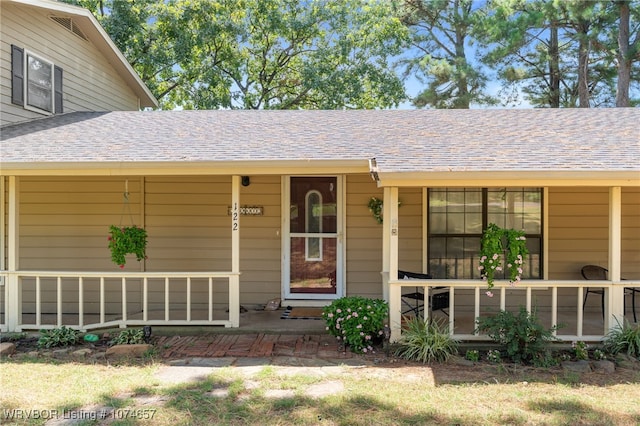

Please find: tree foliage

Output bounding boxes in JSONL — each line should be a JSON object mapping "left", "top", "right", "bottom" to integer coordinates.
{"left": 65, "top": 0, "right": 638, "bottom": 108}
{"left": 475, "top": 0, "right": 638, "bottom": 108}
{"left": 65, "top": 0, "right": 409, "bottom": 110}
{"left": 399, "top": 0, "right": 497, "bottom": 108}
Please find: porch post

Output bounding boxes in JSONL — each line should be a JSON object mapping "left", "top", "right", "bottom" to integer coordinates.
{"left": 606, "top": 186, "right": 624, "bottom": 330}
{"left": 229, "top": 175, "right": 241, "bottom": 327}
{"left": 382, "top": 187, "right": 391, "bottom": 302}
{"left": 7, "top": 177, "right": 20, "bottom": 331}
{"left": 386, "top": 187, "right": 401, "bottom": 342}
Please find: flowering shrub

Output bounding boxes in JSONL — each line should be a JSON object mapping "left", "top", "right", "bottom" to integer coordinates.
{"left": 593, "top": 349, "right": 606, "bottom": 360}
{"left": 108, "top": 225, "right": 148, "bottom": 268}
{"left": 572, "top": 341, "right": 589, "bottom": 360}
{"left": 323, "top": 296, "right": 388, "bottom": 354}
{"left": 486, "top": 349, "right": 502, "bottom": 363}
{"left": 478, "top": 223, "right": 528, "bottom": 294}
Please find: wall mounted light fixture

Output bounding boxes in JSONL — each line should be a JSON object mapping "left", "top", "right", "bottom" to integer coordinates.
{"left": 241, "top": 176, "right": 251, "bottom": 187}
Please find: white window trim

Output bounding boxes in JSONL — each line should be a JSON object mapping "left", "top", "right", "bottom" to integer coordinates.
{"left": 24, "top": 49, "right": 55, "bottom": 115}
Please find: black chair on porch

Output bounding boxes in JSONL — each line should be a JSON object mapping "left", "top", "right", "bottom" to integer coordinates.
{"left": 582, "top": 264, "right": 638, "bottom": 322}
{"left": 399, "top": 270, "right": 449, "bottom": 318}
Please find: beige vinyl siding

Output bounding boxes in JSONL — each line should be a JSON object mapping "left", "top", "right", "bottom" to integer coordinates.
{"left": 18, "top": 176, "right": 143, "bottom": 315}
{"left": 547, "top": 187, "right": 640, "bottom": 315}
{"left": 145, "top": 175, "right": 283, "bottom": 310}
{"left": 547, "top": 187, "right": 640, "bottom": 279}
{"left": 343, "top": 176, "right": 424, "bottom": 299}
{"left": 0, "top": 4, "right": 140, "bottom": 126}
{"left": 344, "top": 175, "right": 383, "bottom": 298}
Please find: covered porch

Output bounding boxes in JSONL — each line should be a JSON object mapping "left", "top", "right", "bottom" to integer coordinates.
{"left": 1, "top": 109, "right": 639, "bottom": 343}
{"left": 379, "top": 183, "right": 639, "bottom": 342}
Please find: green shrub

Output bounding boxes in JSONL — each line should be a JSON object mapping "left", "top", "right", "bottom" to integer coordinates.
{"left": 603, "top": 318, "right": 640, "bottom": 359}
{"left": 111, "top": 328, "right": 146, "bottom": 345}
{"left": 393, "top": 316, "right": 458, "bottom": 363}
{"left": 476, "top": 306, "right": 560, "bottom": 365}
{"left": 465, "top": 349, "right": 480, "bottom": 362}
{"left": 323, "top": 296, "right": 388, "bottom": 353}
{"left": 37, "top": 326, "right": 79, "bottom": 348}
{"left": 0, "top": 332, "right": 27, "bottom": 342}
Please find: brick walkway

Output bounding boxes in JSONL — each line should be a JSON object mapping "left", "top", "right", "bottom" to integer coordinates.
{"left": 155, "top": 333, "right": 355, "bottom": 360}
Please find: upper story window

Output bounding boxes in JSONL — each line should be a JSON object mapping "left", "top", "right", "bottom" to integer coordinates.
{"left": 427, "top": 187, "right": 543, "bottom": 280}
{"left": 11, "top": 45, "right": 63, "bottom": 115}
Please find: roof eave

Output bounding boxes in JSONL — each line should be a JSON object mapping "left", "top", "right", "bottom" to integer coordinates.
{"left": 0, "top": 159, "right": 371, "bottom": 176}
{"left": 373, "top": 170, "right": 640, "bottom": 187}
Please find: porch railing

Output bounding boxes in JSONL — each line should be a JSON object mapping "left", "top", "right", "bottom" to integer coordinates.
{"left": 388, "top": 275, "right": 640, "bottom": 343}
{"left": 0, "top": 271, "right": 240, "bottom": 332}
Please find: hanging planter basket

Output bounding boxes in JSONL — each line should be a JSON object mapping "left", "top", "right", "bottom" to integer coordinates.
{"left": 108, "top": 180, "right": 148, "bottom": 268}
{"left": 108, "top": 225, "right": 147, "bottom": 268}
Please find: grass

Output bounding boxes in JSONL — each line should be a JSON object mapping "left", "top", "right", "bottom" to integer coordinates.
{"left": 1, "top": 357, "right": 640, "bottom": 425}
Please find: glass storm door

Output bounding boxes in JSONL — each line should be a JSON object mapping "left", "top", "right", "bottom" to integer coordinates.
{"left": 284, "top": 176, "right": 342, "bottom": 300}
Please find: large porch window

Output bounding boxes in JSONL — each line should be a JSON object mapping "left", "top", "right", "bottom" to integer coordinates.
{"left": 428, "top": 188, "right": 542, "bottom": 280}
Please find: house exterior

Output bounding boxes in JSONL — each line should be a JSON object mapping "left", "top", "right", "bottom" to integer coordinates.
{"left": 1, "top": 1, "right": 638, "bottom": 342}
{"left": 0, "top": 0, "right": 156, "bottom": 126}
{"left": 2, "top": 109, "right": 639, "bottom": 342}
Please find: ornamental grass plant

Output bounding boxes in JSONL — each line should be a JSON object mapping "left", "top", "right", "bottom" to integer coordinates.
{"left": 393, "top": 316, "right": 458, "bottom": 363}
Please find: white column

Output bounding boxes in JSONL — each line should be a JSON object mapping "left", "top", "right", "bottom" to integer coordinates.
{"left": 382, "top": 187, "right": 391, "bottom": 302}
{"left": 387, "top": 187, "right": 401, "bottom": 342}
{"left": 7, "top": 177, "right": 20, "bottom": 331}
{"left": 606, "top": 186, "right": 623, "bottom": 331}
{"left": 229, "top": 176, "right": 241, "bottom": 327}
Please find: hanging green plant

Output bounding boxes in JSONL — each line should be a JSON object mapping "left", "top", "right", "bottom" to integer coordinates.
{"left": 108, "top": 225, "right": 147, "bottom": 268}
{"left": 368, "top": 197, "right": 384, "bottom": 224}
{"left": 479, "top": 223, "right": 528, "bottom": 295}
{"left": 367, "top": 197, "right": 401, "bottom": 224}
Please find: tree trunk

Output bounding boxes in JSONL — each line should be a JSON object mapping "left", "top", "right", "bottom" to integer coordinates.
{"left": 577, "top": 21, "right": 590, "bottom": 108}
{"left": 616, "top": 1, "right": 631, "bottom": 107}
{"left": 455, "top": 31, "right": 470, "bottom": 109}
{"left": 549, "top": 21, "right": 560, "bottom": 108}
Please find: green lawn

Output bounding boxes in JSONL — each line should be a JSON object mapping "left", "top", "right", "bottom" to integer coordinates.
{"left": 1, "top": 357, "right": 639, "bottom": 426}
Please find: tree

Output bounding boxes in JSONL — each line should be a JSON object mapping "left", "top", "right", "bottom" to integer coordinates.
{"left": 64, "top": 0, "right": 410, "bottom": 110}
{"left": 614, "top": 0, "right": 640, "bottom": 106}
{"left": 399, "top": 0, "right": 496, "bottom": 109}
{"left": 477, "top": 0, "right": 635, "bottom": 108}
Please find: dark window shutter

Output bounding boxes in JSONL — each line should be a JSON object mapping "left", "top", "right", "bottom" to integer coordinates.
{"left": 54, "top": 65, "right": 63, "bottom": 113}
{"left": 11, "top": 45, "right": 24, "bottom": 105}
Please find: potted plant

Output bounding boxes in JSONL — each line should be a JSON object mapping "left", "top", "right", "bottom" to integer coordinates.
{"left": 108, "top": 225, "right": 147, "bottom": 268}
{"left": 478, "top": 223, "right": 528, "bottom": 296}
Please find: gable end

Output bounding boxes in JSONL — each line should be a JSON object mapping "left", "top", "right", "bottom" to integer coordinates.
{"left": 50, "top": 16, "right": 89, "bottom": 41}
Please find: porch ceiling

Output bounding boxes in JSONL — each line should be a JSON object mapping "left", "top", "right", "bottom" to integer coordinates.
{"left": 1, "top": 109, "right": 638, "bottom": 185}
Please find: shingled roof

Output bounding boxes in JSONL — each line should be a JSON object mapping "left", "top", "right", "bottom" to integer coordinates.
{"left": 1, "top": 109, "right": 639, "bottom": 185}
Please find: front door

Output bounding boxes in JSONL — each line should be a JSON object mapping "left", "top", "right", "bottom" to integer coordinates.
{"left": 284, "top": 176, "right": 343, "bottom": 300}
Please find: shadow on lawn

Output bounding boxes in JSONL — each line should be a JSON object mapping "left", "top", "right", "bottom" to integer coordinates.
{"left": 94, "top": 374, "right": 640, "bottom": 426}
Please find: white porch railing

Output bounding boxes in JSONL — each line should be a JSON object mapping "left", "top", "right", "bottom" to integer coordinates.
{"left": 0, "top": 271, "right": 240, "bottom": 332}
{"left": 388, "top": 275, "right": 640, "bottom": 343}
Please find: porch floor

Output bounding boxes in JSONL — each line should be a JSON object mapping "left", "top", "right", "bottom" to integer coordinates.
{"left": 16, "top": 306, "right": 638, "bottom": 337}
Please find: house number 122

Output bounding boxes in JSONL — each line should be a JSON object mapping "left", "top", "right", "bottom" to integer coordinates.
{"left": 232, "top": 203, "right": 239, "bottom": 231}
